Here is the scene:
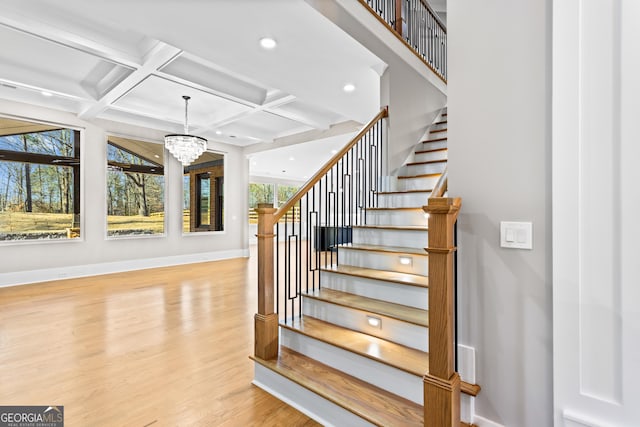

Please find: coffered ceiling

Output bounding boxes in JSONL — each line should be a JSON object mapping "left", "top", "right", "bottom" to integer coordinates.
{"left": 0, "top": 0, "right": 385, "bottom": 147}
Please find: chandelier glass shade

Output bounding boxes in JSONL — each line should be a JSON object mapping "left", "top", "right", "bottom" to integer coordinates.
{"left": 165, "top": 95, "right": 207, "bottom": 166}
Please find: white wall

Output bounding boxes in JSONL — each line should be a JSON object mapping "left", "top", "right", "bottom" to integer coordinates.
{"left": 448, "top": 0, "right": 552, "bottom": 426}
{"left": 306, "top": 0, "right": 447, "bottom": 174}
{"left": 0, "top": 99, "right": 249, "bottom": 286}
{"left": 553, "top": 0, "right": 640, "bottom": 425}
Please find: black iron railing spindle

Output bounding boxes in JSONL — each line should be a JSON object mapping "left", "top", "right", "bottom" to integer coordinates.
{"left": 271, "top": 108, "right": 387, "bottom": 325}
{"left": 362, "top": 0, "right": 446, "bottom": 80}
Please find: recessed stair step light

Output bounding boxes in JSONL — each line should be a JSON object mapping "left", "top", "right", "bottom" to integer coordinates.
{"left": 367, "top": 315, "right": 382, "bottom": 328}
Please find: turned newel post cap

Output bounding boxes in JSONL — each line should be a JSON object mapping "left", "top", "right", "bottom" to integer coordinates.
{"left": 423, "top": 197, "right": 461, "bottom": 215}
{"left": 256, "top": 203, "right": 277, "bottom": 214}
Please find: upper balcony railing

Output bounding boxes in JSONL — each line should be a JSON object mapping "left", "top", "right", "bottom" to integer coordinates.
{"left": 361, "top": 0, "right": 447, "bottom": 82}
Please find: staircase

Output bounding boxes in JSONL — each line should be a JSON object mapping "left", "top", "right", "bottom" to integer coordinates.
{"left": 252, "top": 109, "right": 477, "bottom": 426}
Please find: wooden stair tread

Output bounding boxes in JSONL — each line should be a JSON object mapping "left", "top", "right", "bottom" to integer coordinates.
{"left": 422, "top": 137, "right": 447, "bottom": 143}
{"left": 429, "top": 128, "right": 447, "bottom": 133}
{"left": 406, "top": 159, "right": 447, "bottom": 166}
{"left": 366, "top": 206, "right": 425, "bottom": 211}
{"left": 434, "top": 120, "right": 447, "bottom": 125}
{"left": 415, "top": 147, "right": 447, "bottom": 155}
{"left": 279, "top": 316, "right": 482, "bottom": 398}
{"left": 352, "top": 224, "right": 428, "bottom": 231}
{"left": 378, "top": 189, "right": 432, "bottom": 195}
{"left": 462, "top": 382, "right": 481, "bottom": 396}
{"left": 282, "top": 317, "right": 429, "bottom": 376}
{"left": 398, "top": 172, "right": 441, "bottom": 179}
{"left": 322, "top": 264, "right": 428, "bottom": 287}
{"left": 337, "top": 243, "right": 428, "bottom": 256}
{"left": 304, "top": 288, "right": 428, "bottom": 327}
{"left": 251, "top": 348, "right": 424, "bottom": 427}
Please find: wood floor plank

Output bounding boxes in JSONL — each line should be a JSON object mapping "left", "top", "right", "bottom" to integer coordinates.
{"left": 282, "top": 317, "right": 429, "bottom": 376}
{"left": 0, "top": 255, "right": 320, "bottom": 427}
{"left": 305, "top": 288, "right": 429, "bottom": 327}
{"left": 322, "top": 264, "right": 428, "bottom": 287}
{"left": 252, "top": 347, "right": 424, "bottom": 427}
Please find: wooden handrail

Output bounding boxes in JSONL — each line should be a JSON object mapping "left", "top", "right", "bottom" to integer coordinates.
{"left": 273, "top": 106, "right": 388, "bottom": 223}
{"left": 357, "top": 0, "right": 447, "bottom": 83}
{"left": 430, "top": 167, "right": 448, "bottom": 198}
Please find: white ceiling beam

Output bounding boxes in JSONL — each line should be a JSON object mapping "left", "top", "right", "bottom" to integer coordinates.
{"left": 78, "top": 43, "right": 182, "bottom": 120}
{"left": 0, "top": 18, "right": 141, "bottom": 69}
{"left": 264, "top": 108, "right": 332, "bottom": 130}
{"left": 193, "top": 94, "right": 297, "bottom": 135}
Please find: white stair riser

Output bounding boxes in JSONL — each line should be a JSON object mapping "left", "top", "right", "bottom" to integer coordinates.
{"left": 338, "top": 247, "right": 428, "bottom": 276}
{"left": 428, "top": 130, "right": 447, "bottom": 138}
{"left": 414, "top": 149, "right": 448, "bottom": 163}
{"left": 352, "top": 227, "right": 428, "bottom": 249}
{"left": 378, "top": 192, "right": 431, "bottom": 208}
{"left": 461, "top": 394, "right": 474, "bottom": 424}
{"left": 397, "top": 175, "right": 440, "bottom": 191}
{"left": 431, "top": 122, "right": 448, "bottom": 131}
{"left": 253, "top": 365, "right": 375, "bottom": 427}
{"left": 320, "top": 270, "right": 428, "bottom": 310}
{"left": 366, "top": 209, "right": 428, "bottom": 226}
{"left": 403, "top": 161, "right": 447, "bottom": 176}
{"left": 281, "top": 329, "right": 424, "bottom": 404}
{"left": 302, "top": 299, "right": 428, "bottom": 352}
{"left": 420, "top": 140, "right": 447, "bottom": 150}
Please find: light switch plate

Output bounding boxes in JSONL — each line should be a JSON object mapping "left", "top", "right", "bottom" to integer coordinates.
{"left": 500, "top": 221, "right": 533, "bottom": 249}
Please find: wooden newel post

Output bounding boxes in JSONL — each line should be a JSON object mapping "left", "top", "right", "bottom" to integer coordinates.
{"left": 254, "top": 203, "right": 279, "bottom": 360}
{"left": 423, "top": 197, "right": 461, "bottom": 427}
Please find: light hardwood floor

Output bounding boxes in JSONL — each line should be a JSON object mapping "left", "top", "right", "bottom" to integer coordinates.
{"left": 0, "top": 252, "right": 320, "bottom": 426}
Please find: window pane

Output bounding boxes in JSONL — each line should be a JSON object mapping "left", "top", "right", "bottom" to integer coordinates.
{"left": 198, "top": 174, "right": 210, "bottom": 227}
{"left": 106, "top": 137, "right": 164, "bottom": 237}
{"left": 0, "top": 119, "right": 80, "bottom": 242}
{"left": 183, "top": 151, "right": 224, "bottom": 232}
{"left": 248, "top": 183, "right": 274, "bottom": 225}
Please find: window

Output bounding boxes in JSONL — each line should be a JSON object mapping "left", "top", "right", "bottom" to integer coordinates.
{"left": 106, "top": 136, "right": 165, "bottom": 237}
{"left": 248, "top": 183, "right": 299, "bottom": 224}
{"left": 0, "top": 117, "right": 80, "bottom": 241}
{"left": 248, "top": 183, "right": 274, "bottom": 225}
{"left": 183, "top": 151, "right": 224, "bottom": 233}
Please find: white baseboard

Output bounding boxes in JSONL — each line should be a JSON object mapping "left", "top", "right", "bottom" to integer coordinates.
{"left": 563, "top": 410, "right": 606, "bottom": 427}
{"left": 473, "top": 414, "right": 506, "bottom": 427}
{"left": 0, "top": 248, "right": 250, "bottom": 287}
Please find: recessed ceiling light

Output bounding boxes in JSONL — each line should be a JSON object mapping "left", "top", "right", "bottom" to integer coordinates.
{"left": 343, "top": 83, "right": 356, "bottom": 93}
{"left": 259, "top": 37, "right": 277, "bottom": 49}
{"left": 41, "top": 91, "right": 53, "bottom": 97}
{"left": 154, "top": 154, "right": 160, "bottom": 159}
{"left": 331, "top": 149, "right": 338, "bottom": 154}
{"left": 215, "top": 130, "right": 222, "bottom": 135}
{"left": 289, "top": 156, "right": 295, "bottom": 161}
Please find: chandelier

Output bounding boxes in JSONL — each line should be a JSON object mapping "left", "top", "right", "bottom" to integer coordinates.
{"left": 165, "top": 95, "right": 207, "bottom": 166}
